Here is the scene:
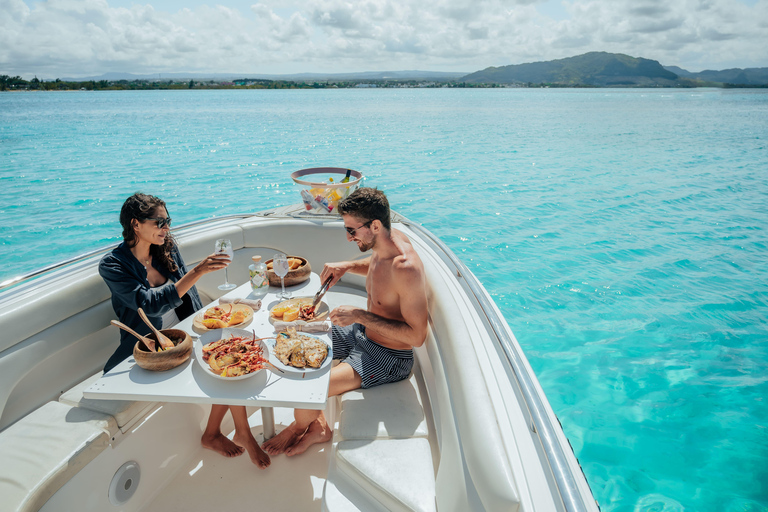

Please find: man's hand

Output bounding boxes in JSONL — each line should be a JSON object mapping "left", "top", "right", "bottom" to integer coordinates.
{"left": 320, "top": 262, "right": 348, "bottom": 288}
{"left": 329, "top": 305, "right": 362, "bottom": 327}
{"left": 320, "top": 257, "right": 370, "bottom": 288}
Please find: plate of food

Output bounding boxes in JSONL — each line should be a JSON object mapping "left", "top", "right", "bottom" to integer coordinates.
{"left": 269, "top": 297, "right": 329, "bottom": 323}
{"left": 193, "top": 303, "right": 254, "bottom": 331}
{"left": 195, "top": 328, "right": 270, "bottom": 380}
{"left": 268, "top": 328, "right": 332, "bottom": 374}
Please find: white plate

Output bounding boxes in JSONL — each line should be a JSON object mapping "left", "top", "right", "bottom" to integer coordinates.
{"left": 268, "top": 297, "right": 329, "bottom": 324}
{"left": 266, "top": 332, "right": 332, "bottom": 374}
{"left": 193, "top": 303, "right": 254, "bottom": 332}
{"left": 195, "top": 328, "right": 270, "bottom": 381}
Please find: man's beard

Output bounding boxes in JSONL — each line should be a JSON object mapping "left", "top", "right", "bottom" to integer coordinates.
{"left": 357, "top": 237, "right": 375, "bottom": 252}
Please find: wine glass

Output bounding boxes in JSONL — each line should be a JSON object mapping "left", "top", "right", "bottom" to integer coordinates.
{"left": 273, "top": 252, "right": 291, "bottom": 299}
{"left": 215, "top": 239, "right": 237, "bottom": 291}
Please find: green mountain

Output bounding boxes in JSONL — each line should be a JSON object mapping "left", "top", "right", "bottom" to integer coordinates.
{"left": 462, "top": 52, "right": 686, "bottom": 86}
{"left": 664, "top": 66, "right": 768, "bottom": 85}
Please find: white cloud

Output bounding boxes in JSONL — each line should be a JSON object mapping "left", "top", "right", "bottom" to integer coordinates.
{"left": 1, "top": 0, "right": 766, "bottom": 78}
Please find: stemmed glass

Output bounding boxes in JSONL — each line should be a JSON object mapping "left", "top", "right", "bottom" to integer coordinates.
{"left": 215, "top": 239, "right": 237, "bottom": 291}
{"left": 273, "top": 252, "right": 291, "bottom": 299}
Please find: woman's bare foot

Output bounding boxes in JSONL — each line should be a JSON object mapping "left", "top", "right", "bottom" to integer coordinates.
{"left": 262, "top": 422, "right": 306, "bottom": 455}
{"left": 233, "top": 431, "right": 271, "bottom": 469}
{"left": 285, "top": 419, "right": 332, "bottom": 457}
{"left": 201, "top": 432, "right": 245, "bottom": 457}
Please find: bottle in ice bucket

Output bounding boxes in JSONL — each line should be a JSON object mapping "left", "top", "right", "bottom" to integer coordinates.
{"left": 341, "top": 169, "right": 352, "bottom": 183}
{"left": 249, "top": 255, "right": 268, "bottom": 297}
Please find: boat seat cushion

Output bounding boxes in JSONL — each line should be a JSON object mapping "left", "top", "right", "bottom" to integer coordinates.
{"left": 339, "top": 369, "right": 428, "bottom": 440}
{"left": 58, "top": 372, "right": 156, "bottom": 434}
{"left": 0, "top": 401, "right": 115, "bottom": 512}
{"left": 335, "top": 438, "right": 436, "bottom": 512}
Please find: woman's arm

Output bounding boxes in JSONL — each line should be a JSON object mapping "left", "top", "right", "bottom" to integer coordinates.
{"left": 174, "top": 253, "right": 231, "bottom": 298}
{"left": 99, "top": 256, "right": 182, "bottom": 315}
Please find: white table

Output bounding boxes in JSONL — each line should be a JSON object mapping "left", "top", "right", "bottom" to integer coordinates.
{"left": 84, "top": 273, "right": 330, "bottom": 439}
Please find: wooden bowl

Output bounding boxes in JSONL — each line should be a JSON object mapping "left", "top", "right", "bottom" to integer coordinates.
{"left": 265, "top": 256, "right": 311, "bottom": 287}
{"left": 133, "top": 328, "right": 192, "bottom": 371}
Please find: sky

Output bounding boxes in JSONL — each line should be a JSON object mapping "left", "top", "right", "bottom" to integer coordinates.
{"left": 2, "top": 0, "right": 767, "bottom": 79}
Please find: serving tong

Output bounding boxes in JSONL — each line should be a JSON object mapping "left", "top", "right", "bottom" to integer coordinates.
{"left": 311, "top": 276, "right": 333, "bottom": 312}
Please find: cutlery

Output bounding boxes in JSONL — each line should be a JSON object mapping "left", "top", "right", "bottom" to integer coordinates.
{"left": 111, "top": 320, "right": 156, "bottom": 352}
{"left": 137, "top": 308, "right": 176, "bottom": 350}
{"left": 265, "top": 360, "right": 285, "bottom": 374}
{"left": 312, "top": 276, "right": 333, "bottom": 311}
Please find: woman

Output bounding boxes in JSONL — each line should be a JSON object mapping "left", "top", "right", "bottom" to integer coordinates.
{"left": 99, "top": 193, "right": 228, "bottom": 372}
{"left": 99, "top": 193, "right": 270, "bottom": 469}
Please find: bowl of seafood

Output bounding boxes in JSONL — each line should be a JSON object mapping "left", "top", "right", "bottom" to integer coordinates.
{"left": 195, "top": 328, "right": 270, "bottom": 380}
{"left": 264, "top": 256, "right": 311, "bottom": 287}
{"left": 133, "top": 328, "right": 192, "bottom": 371}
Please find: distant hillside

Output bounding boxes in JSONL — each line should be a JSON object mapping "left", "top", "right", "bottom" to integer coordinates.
{"left": 664, "top": 66, "right": 768, "bottom": 85}
{"left": 462, "top": 52, "right": 684, "bottom": 86}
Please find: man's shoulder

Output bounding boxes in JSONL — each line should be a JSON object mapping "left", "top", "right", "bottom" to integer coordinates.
{"left": 390, "top": 229, "right": 423, "bottom": 270}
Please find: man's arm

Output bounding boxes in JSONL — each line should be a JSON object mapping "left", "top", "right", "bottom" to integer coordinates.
{"left": 320, "top": 256, "right": 371, "bottom": 288}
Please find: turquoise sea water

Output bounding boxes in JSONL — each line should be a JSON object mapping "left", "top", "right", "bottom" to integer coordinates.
{"left": 2, "top": 89, "right": 767, "bottom": 511}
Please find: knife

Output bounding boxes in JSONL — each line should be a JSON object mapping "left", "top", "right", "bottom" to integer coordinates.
{"left": 312, "top": 276, "right": 333, "bottom": 310}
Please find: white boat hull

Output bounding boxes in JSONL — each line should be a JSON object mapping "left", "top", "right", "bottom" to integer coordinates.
{"left": 0, "top": 206, "right": 598, "bottom": 512}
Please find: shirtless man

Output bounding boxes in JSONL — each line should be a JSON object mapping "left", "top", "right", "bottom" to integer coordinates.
{"left": 262, "top": 187, "right": 429, "bottom": 456}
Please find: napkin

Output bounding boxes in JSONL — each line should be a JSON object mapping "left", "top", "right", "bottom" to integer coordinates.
{"left": 273, "top": 320, "right": 331, "bottom": 334}
{"left": 219, "top": 297, "right": 262, "bottom": 311}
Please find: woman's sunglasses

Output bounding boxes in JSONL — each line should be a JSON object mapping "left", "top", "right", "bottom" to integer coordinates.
{"left": 146, "top": 217, "right": 172, "bottom": 229}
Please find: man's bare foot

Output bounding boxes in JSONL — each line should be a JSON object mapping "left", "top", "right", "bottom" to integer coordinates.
{"left": 285, "top": 419, "right": 332, "bottom": 457}
{"left": 201, "top": 432, "right": 245, "bottom": 458}
{"left": 262, "top": 423, "right": 306, "bottom": 455}
{"left": 233, "top": 431, "right": 271, "bottom": 469}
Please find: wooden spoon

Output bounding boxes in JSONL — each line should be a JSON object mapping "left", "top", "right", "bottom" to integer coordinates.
{"left": 137, "top": 307, "right": 175, "bottom": 350}
{"left": 111, "top": 320, "right": 156, "bottom": 352}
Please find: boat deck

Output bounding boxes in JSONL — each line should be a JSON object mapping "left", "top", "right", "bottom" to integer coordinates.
{"left": 147, "top": 406, "right": 333, "bottom": 512}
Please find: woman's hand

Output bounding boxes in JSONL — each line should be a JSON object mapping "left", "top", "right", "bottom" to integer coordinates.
{"left": 192, "top": 253, "right": 231, "bottom": 275}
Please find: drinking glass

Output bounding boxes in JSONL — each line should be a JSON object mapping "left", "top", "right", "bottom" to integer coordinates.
{"left": 215, "top": 239, "right": 237, "bottom": 291}
{"left": 273, "top": 252, "right": 291, "bottom": 299}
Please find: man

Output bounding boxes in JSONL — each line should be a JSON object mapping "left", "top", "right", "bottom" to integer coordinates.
{"left": 262, "top": 187, "right": 429, "bottom": 456}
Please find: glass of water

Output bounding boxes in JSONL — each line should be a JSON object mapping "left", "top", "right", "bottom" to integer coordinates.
{"left": 273, "top": 252, "right": 291, "bottom": 299}
{"left": 215, "top": 239, "right": 236, "bottom": 291}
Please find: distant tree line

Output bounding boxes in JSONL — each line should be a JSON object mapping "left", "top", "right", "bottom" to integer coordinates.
{"left": 1, "top": 74, "right": 521, "bottom": 91}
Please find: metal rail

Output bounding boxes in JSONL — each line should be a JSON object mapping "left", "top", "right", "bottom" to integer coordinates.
{"left": 402, "top": 220, "right": 596, "bottom": 512}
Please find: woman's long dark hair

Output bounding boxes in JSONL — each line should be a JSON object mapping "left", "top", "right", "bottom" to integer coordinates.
{"left": 119, "top": 193, "right": 179, "bottom": 273}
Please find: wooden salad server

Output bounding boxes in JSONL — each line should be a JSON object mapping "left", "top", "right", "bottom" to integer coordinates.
{"left": 111, "top": 319, "right": 157, "bottom": 352}
{"left": 137, "top": 308, "right": 176, "bottom": 350}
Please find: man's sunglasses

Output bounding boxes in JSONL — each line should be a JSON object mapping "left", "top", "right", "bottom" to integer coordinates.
{"left": 345, "top": 220, "right": 372, "bottom": 237}
{"left": 146, "top": 217, "right": 172, "bottom": 229}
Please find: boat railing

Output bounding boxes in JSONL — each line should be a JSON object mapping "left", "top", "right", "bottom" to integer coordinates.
{"left": 0, "top": 214, "right": 261, "bottom": 293}
{"left": 402, "top": 220, "right": 596, "bottom": 512}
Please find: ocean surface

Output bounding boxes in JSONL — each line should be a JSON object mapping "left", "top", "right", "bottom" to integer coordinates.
{"left": 1, "top": 88, "right": 767, "bottom": 511}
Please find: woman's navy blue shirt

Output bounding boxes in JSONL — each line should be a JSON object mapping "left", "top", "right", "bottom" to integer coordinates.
{"left": 99, "top": 242, "right": 202, "bottom": 372}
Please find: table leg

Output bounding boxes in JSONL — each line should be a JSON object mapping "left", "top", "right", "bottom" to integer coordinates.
{"left": 262, "top": 407, "right": 275, "bottom": 439}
